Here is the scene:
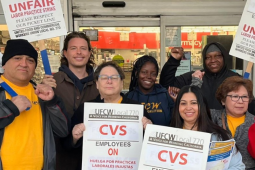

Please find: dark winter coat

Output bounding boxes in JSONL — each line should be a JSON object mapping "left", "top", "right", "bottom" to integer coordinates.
{"left": 53, "top": 65, "right": 99, "bottom": 170}
{"left": 160, "top": 42, "right": 239, "bottom": 110}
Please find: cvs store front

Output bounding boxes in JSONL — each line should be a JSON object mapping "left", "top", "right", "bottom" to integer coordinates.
{"left": 0, "top": 0, "right": 253, "bottom": 91}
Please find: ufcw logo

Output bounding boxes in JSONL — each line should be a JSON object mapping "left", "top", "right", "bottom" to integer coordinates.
{"left": 95, "top": 109, "right": 114, "bottom": 115}
{"left": 142, "top": 102, "right": 161, "bottom": 110}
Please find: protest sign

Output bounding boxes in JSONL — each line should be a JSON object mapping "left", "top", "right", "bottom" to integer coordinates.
{"left": 139, "top": 124, "right": 211, "bottom": 170}
{"left": 0, "top": 0, "right": 67, "bottom": 75}
{"left": 229, "top": 0, "right": 255, "bottom": 78}
{"left": 82, "top": 103, "right": 144, "bottom": 170}
{"left": 0, "top": 0, "right": 66, "bottom": 42}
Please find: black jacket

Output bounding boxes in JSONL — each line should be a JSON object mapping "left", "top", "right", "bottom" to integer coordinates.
{"left": 0, "top": 85, "right": 69, "bottom": 170}
{"left": 63, "top": 93, "right": 151, "bottom": 170}
{"left": 160, "top": 42, "right": 239, "bottom": 110}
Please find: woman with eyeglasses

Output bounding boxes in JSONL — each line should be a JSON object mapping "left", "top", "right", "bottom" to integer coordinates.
{"left": 63, "top": 61, "right": 152, "bottom": 170}
{"left": 189, "top": 74, "right": 255, "bottom": 169}
{"left": 126, "top": 55, "right": 174, "bottom": 126}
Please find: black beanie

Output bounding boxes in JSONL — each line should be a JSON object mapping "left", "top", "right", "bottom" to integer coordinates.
{"left": 2, "top": 39, "right": 38, "bottom": 67}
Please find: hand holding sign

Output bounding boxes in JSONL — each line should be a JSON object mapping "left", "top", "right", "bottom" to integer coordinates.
{"left": 73, "top": 123, "right": 86, "bottom": 145}
{"left": 42, "top": 75, "right": 57, "bottom": 88}
{"left": 142, "top": 116, "right": 152, "bottom": 130}
{"left": 11, "top": 95, "right": 32, "bottom": 113}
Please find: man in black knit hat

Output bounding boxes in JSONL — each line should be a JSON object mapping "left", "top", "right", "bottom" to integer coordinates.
{"left": 0, "top": 39, "right": 69, "bottom": 170}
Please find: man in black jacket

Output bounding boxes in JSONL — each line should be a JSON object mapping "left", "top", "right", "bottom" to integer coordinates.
{"left": 0, "top": 39, "right": 69, "bottom": 169}
{"left": 160, "top": 42, "right": 239, "bottom": 110}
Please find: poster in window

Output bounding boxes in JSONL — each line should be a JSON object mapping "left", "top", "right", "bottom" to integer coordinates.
{"left": 83, "top": 29, "right": 98, "bottom": 41}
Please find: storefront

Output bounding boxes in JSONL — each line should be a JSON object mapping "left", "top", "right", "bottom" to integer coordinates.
{"left": 0, "top": 0, "right": 254, "bottom": 91}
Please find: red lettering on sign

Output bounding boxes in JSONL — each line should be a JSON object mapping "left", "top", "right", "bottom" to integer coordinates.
{"left": 99, "top": 125, "right": 127, "bottom": 136}
{"left": 158, "top": 150, "right": 188, "bottom": 165}
{"left": 9, "top": 0, "right": 55, "bottom": 13}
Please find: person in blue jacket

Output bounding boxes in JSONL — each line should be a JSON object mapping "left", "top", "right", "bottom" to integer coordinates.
{"left": 126, "top": 55, "right": 174, "bottom": 126}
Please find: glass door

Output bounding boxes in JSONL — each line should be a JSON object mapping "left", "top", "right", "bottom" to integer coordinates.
{"left": 74, "top": 18, "right": 160, "bottom": 91}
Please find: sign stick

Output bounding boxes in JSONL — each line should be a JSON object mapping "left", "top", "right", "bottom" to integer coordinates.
{"left": 0, "top": 77, "right": 18, "bottom": 97}
{"left": 38, "top": 40, "right": 52, "bottom": 75}
{"left": 0, "top": 77, "right": 30, "bottom": 110}
{"left": 243, "top": 61, "right": 253, "bottom": 79}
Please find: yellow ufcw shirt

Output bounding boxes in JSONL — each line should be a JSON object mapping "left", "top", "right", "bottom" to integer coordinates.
{"left": 227, "top": 114, "right": 245, "bottom": 137}
{"left": 0, "top": 76, "right": 43, "bottom": 170}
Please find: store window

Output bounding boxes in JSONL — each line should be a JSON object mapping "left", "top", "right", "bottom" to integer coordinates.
{"left": 0, "top": 24, "right": 61, "bottom": 83}
{"left": 79, "top": 27, "right": 160, "bottom": 90}
{"left": 165, "top": 26, "right": 240, "bottom": 75}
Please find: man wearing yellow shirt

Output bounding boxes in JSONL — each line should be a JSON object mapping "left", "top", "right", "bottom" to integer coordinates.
{"left": 0, "top": 39, "right": 69, "bottom": 170}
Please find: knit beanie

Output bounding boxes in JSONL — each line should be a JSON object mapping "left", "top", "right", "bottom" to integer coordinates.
{"left": 206, "top": 44, "right": 221, "bottom": 54}
{"left": 2, "top": 39, "right": 38, "bottom": 67}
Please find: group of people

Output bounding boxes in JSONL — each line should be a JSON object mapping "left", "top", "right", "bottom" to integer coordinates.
{"left": 0, "top": 31, "right": 254, "bottom": 170}
{"left": 165, "top": 44, "right": 255, "bottom": 169}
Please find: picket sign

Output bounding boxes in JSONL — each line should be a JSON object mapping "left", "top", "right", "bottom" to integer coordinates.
{"left": 82, "top": 103, "right": 144, "bottom": 170}
{"left": 229, "top": 0, "right": 255, "bottom": 79}
{"left": 0, "top": 0, "right": 67, "bottom": 75}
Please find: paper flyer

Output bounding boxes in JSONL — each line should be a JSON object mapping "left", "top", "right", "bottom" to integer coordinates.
{"left": 206, "top": 139, "right": 235, "bottom": 170}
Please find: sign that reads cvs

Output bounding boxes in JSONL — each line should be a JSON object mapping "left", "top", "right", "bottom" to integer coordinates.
{"left": 87, "top": 121, "right": 140, "bottom": 141}
{"left": 100, "top": 125, "right": 127, "bottom": 136}
{"left": 143, "top": 143, "right": 204, "bottom": 170}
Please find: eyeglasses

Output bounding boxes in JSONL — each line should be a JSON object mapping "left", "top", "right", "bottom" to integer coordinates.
{"left": 226, "top": 95, "right": 249, "bottom": 102}
{"left": 98, "top": 75, "right": 120, "bottom": 81}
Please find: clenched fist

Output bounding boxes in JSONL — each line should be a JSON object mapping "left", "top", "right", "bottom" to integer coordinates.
{"left": 170, "top": 47, "right": 184, "bottom": 60}
{"left": 11, "top": 95, "right": 32, "bottom": 113}
{"left": 35, "top": 84, "right": 54, "bottom": 101}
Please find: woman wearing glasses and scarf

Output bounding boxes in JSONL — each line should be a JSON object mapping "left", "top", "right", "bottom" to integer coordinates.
{"left": 63, "top": 61, "right": 152, "bottom": 170}
{"left": 188, "top": 73, "right": 255, "bottom": 169}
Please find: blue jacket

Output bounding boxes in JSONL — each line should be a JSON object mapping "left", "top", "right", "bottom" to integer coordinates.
{"left": 126, "top": 84, "right": 174, "bottom": 126}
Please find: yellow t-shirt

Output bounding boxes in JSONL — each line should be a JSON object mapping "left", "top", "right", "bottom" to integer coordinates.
{"left": 0, "top": 76, "right": 43, "bottom": 170}
{"left": 227, "top": 114, "right": 245, "bottom": 137}
{"left": 118, "top": 96, "right": 123, "bottom": 103}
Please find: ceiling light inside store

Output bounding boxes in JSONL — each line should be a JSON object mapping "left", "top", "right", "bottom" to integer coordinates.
{"left": 79, "top": 26, "right": 238, "bottom": 33}
{"left": 181, "top": 26, "right": 238, "bottom": 32}
{"left": 102, "top": 1, "right": 126, "bottom": 8}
